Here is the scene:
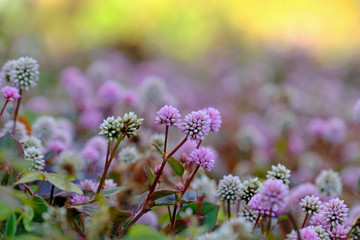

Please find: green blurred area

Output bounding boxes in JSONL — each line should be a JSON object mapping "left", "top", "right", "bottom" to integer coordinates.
{"left": 1, "top": 0, "right": 360, "bottom": 65}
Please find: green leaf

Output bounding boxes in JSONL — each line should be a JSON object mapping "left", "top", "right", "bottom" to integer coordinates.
{"left": 15, "top": 171, "right": 42, "bottom": 185}
{"left": 145, "top": 164, "right": 154, "bottom": 185}
{"left": 161, "top": 219, "right": 188, "bottom": 235}
{"left": 168, "top": 157, "right": 184, "bottom": 177}
{"left": 31, "top": 196, "right": 49, "bottom": 222}
{"left": 43, "top": 172, "right": 83, "bottom": 194}
{"left": 152, "top": 143, "right": 163, "bottom": 154}
{"left": 23, "top": 205, "right": 34, "bottom": 232}
{"left": 102, "top": 187, "right": 125, "bottom": 196}
{"left": 109, "top": 207, "right": 132, "bottom": 226}
{"left": 0, "top": 132, "right": 24, "bottom": 161}
{"left": 177, "top": 202, "right": 219, "bottom": 232}
{"left": 5, "top": 212, "right": 17, "bottom": 236}
{"left": 128, "top": 224, "right": 168, "bottom": 240}
{"left": 149, "top": 189, "right": 177, "bottom": 202}
{"left": 266, "top": 231, "right": 276, "bottom": 240}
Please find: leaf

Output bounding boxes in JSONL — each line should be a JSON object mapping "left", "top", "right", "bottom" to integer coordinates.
{"left": 5, "top": 212, "right": 17, "bottom": 236}
{"left": 0, "top": 132, "right": 24, "bottom": 161}
{"left": 23, "top": 205, "right": 35, "bottom": 232}
{"left": 177, "top": 202, "right": 219, "bottom": 232}
{"left": 31, "top": 196, "right": 49, "bottom": 222}
{"left": 15, "top": 171, "right": 42, "bottom": 185}
{"left": 168, "top": 157, "right": 184, "bottom": 177}
{"left": 102, "top": 187, "right": 125, "bottom": 196}
{"left": 149, "top": 189, "right": 177, "bottom": 202}
{"left": 145, "top": 164, "right": 154, "bottom": 185}
{"left": 161, "top": 219, "right": 188, "bottom": 235}
{"left": 109, "top": 207, "right": 132, "bottom": 226}
{"left": 43, "top": 172, "right": 83, "bottom": 194}
{"left": 128, "top": 224, "right": 169, "bottom": 240}
{"left": 152, "top": 143, "right": 163, "bottom": 155}
{"left": 266, "top": 231, "right": 276, "bottom": 240}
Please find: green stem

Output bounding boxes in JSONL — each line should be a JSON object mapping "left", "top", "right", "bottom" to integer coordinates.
{"left": 227, "top": 200, "right": 231, "bottom": 219}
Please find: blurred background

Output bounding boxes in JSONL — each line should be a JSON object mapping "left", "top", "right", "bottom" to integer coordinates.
{"left": 1, "top": 0, "right": 360, "bottom": 200}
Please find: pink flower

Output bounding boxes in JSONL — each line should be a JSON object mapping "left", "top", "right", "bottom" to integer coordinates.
{"left": 70, "top": 195, "right": 90, "bottom": 204}
{"left": 203, "top": 107, "right": 222, "bottom": 133}
{"left": 1, "top": 86, "right": 20, "bottom": 102}
{"left": 181, "top": 110, "right": 211, "bottom": 141}
{"left": 155, "top": 105, "right": 181, "bottom": 127}
{"left": 188, "top": 146, "right": 215, "bottom": 171}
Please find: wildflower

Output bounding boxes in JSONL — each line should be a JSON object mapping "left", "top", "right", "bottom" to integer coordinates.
{"left": 8, "top": 57, "right": 39, "bottom": 90}
{"left": 309, "top": 225, "right": 330, "bottom": 240}
{"left": 248, "top": 193, "right": 274, "bottom": 217}
{"left": 25, "top": 147, "right": 45, "bottom": 171}
{"left": 118, "top": 146, "right": 140, "bottom": 164}
{"left": 54, "top": 151, "right": 84, "bottom": 176}
{"left": 188, "top": 147, "right": 215, "bottom": 171}
{"left": 97, "top": 80, "right": 122, "bottom": 106}
{"left": 1, "top": 86, "right": 20, "bottom": 101}
{"left": 155, "top": 105, "right": 181, "bottom": 127}
{"left": 181, "top": 110, "right": 211, "bottom": 141}
{"left": 354, "top": 99, "right": 360, "bottom": 124}
{"left": 320, "top": 198, "right": 349, "bottom": 227}
{"left": 32, "top": 116, "right": 56, "bottom": 146}
{"left": 217, "top": 174, "right": 242, "bottom": 203}
{"left": 299, "top": 195, "right": 321, "bottom": 215}
{"left": 0, "top": 59, "right": 17, "bottom": 83}
{"left": 239, "top": 177, "right": 262, "bottom": 204}
{"left": 237, "top": 125, "right": 265, "bottom": 151}
{"left": 70, "top": 195, "right": 90, "bottom": 204}
{"left": 140, "top": 76, "right": 166, "bottom": 103}
{"left": 329, "top": 225, "right": 348, "bottom": 239}
{"left": 289, "top": 183, "right": 320, "bottom": 212}
{"left": 322, "top": 118, "right": 347, "bottom": 144}
{"left": 191, "top": 174, "right": 217, "bottom": 201}
{"left": 104, "top": 179, "right": 117, "bottom": 190}
{"left": 295, "top": 227, "right": 321, "bottom": 240}
{"left": 307, "top": 118, "right": 327, "bottom": 138}
{"left": 203, "top": 107, "right": 222, "bottom": 132}
{"left": 315, "top": 169, "right": 342, "bottom": 198}
{"left": 21, "top": 136, "right": 42, "bottom": 150}
{"left": 99, "top": 116, "right": 121, "bottom": 141}
{"left": 266, "top": 163, "right": 291, "bottom": 186}
{"left": 79, "top": 179, "right": 97, "bottom": 193}
{"left": 2, "top": 120, "right": 28, "bottom": 140}
{"left": 118, "top": 112, "right": 143, "bottom": 138}
{"left": 79, "top": 108, "right": 103, "bottom": 130}
{"left": 137, "top": 211, "right": 159, "bottom": 229}
{"left": 257, "top": 179, "right": 289, "bottom": 213}
{"left": 239, "top": 204, "right": 260, "bottom": 223}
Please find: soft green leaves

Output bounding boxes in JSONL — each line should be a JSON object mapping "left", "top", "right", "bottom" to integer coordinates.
{"left": 127, "top": 224, "right": 169, "bottom": 240}
{"left": 150, "top": 189, "right": 177, "bottom": 202}
{"left": 5, "top": 212, "right": 17, "bottom": 236}
{"left": 145, "top": 163, "right": 154, "bottom": 185}
{"left": 0, "top": 132, "right": 24, "bottom": 161}
{"left": 43, "top": 172, "right": 83, "bottom": 195}
{"left": 168, "top": 157, "right": 184, "bottom": 177}
{"left": 23, "top": 205, "right": 35, "bottom": 232}
{"left": 178, "top": 202, "right": 219, "bottom": 231}
{"left": 102, "top": 187, "right": 125, "bottom": 196}
{"left": 15, "top": 171, "right": 42, "bottom": 185}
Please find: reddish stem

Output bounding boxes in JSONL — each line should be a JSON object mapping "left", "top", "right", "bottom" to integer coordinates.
{"left": 0, "top": 100, "right": 9, "bottom": 122}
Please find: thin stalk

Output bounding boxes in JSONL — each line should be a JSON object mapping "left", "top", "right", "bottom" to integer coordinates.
{"left": 227, "top": 200, "right": 231, "bottom": 219}
{"left": 169, "top": 204, "right": 178, "bottom": 234}
{"left": 301, "top": 212, "right": 309, "bottom": 228}
{"left": 288, "top": 211, "right": 302, "bottom": 240}
{"left": 23, "top": 184, "right": 33, "bottom": 196}
{"left": 167, "top": 205, "right": 172, "bottom": 221}
{"left": 196, "top": 196, "right": 205, "bottom": 217}
{"left": 163, "top": 126, "right": 169, "bottom": 157}
{"left": 0, "top": 100, "right": 9, "bottom": 122}
{"left": 266, "top": 216, "right": 272, "bottom": 236}
{"left": 253, "top": 213, "right": 261, "bottom": 232}
{"left": 49, "top": 184, "right": 55, "bottom": 206}
{"left": 12, "top": 89, "right": 22, "bottom": 134}
{"left": 30, "top": 174, "right": 45, "bottom": 200}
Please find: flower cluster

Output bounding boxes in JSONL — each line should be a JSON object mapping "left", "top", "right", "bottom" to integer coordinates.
{"left": 217, "top": 174, "right": 242, "bottom": 203}
{"left": 266, "top": 163, "right": 291, "bottom": 186}
{"left": 300, "top": 195, "right": 321, "bottom": 215}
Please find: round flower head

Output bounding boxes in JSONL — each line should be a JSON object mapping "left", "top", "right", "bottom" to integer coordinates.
{"left": 300, "top": 195, "right": 321, "bottom": 215}
{"left": 181, "top": 110, "right": 211, "bottom": 141}
{"left": 54, "top": 151, "right": 84, "bottom": 176}
{"left": 295, "top": 227, "right": 321, "bottom": 240}
{"left": 320, "top": 198, "right": 349, "bottom": 227}
{"left": 307, "top": 118, "right": 327, "bottom": 138}
{"left": 309, "top": 225, "right": 330, "bottom": 240}
{"left": 79, "top": 179, "right": 97, "bottom": 193}
{"left": 258, "top": 178, "right": 289, "bottom": 213}
{"left": 21, "top": 136, "right": 43, "bottom": 150}
{"left": 348, "top": 221, "right": 360, "bottom": 240}
{"left": 70, "top": 195, "right": 90, "bottom": 204}
{"left": 79, "top": 108, "right": 103, "bottom": 130}
{"left": 118, "top": 146, "right": 140, "bottom": 164}
{"left": 118, "top": 112, "right": 144, "bottom": 138}
{"left": 2, "top": 120, "right": 28, "bottom": 140}
{"left": 315, "top": 169, "right": 342, "bottom": 198}
{"left": 329, "top": 225, "right": 348, "bottom": 239}
{"left": 239, "top": 177, "right": 262, "bottom": 203}
{"left": 203, "top": 107, "right": 222, "bottom": 133}
{"left": 289, "top": 183, "right": 320, "bottom": 213}
{"left": 217, "top": 174, "right": 242, "bottom": 203}
{"left": 191, "top": 174, "right": 217, "bottom": 201}
{"left": 188, "top": 147, "right": 215, "bottom": 171}
{"left": 9, "top": 57, "right": 39, "bottom": 90}
{"left": 155, "top": 105, "right": 181, "bottom": 127}
{"left": 237, "top": 125, "right": 265, "bottom": 152}
{"left": 248, "top": 193, "right": 274, "bottom": 217}
{"left": 104, "top": 179, "right": 117, "bottom": 190}
{"left": 0, "top": 59, "right": 17, "bottom": 83}
{"left": 322, "top": 118, "right": 347, "bottom": 144}
{"left": 1, "top": 86, "right": 20, "bottom": 101}
{"left": 137, "top": 211, "right": 159, "bottom": 229}
{"left": 140, "top": 76, "right": 166, "bottom": 103}
{"left": 99, "top": 116, "right": 121, "bottom": 141}
{"left": 266, "top": 163, "right": 291, "bottom": 186}
{"left": 32, "top": 116, "right": 56, "bottom": 146}
{"left": 354, "top": 99, "right": 360, "bottom": 125}
{"left": 25, "top": 147, "right": 45, "bottom": 171}
{"left": 97, "top": 80, "right": 122, "bottom": 106}
{"left": 239, "top": 204, "right": 260, "bottom": 223}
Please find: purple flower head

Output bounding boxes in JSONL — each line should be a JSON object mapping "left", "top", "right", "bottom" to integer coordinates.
{"left": 97, "top": 80, "right": 122, "bottom": 106}
{"left": 79, "top": 179, "right": 97, "bottom": 193}
{"left": 322, "top": 118, "right": 347, "bottom": 144}
{"left": 104, "top": 179, "right": 117, "bottom": 190}
{"left": 137, "top": 211, "right": 159, "bottom": 228}
{"left": 354, "top": 99, "right": 360, "bottom": 124}
{"left": 248, "top": 193, "right": 275, "bottom": 217}
{"left": 188, "top": 147, "right": 215, "bottom": 171}
{"left": 155, "top": 105, "right": 181, "bottom": 127}
{"left": 309, "top": 213, "right": 327, "bottom": 227}
{"left": 203, "top": 107, "right": 222, "bottom": 133}
{"left": 79, "top": 108, "right": 103, "bottom": 130}
{"left": 81, "top": 146, "right": 100, "bottom": 163}
{"left": 181, "top": 110, "right": 211, "bottom": 141}
{"left": 258, "top": 179, "right": 289, "bottom": 213}
{"left": 70, "top": 195, "right": 90, "bottom": 204}
{"left": 307, "top": 118, "right": 327, "bottom": 138}
{"left": 299, "top": 195, "right": 321, "bottom": 215}
{"left": 329, "top": 225, "right": 348, "bottom": 239}
{"left": 320, "top": 198, "right": 349, "bottom": 227}
{"left": 1, "top": 86, "right": 20, "bottom": 102}
{"left": 294, "top": 227, "right": 320, "bottom": 240}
